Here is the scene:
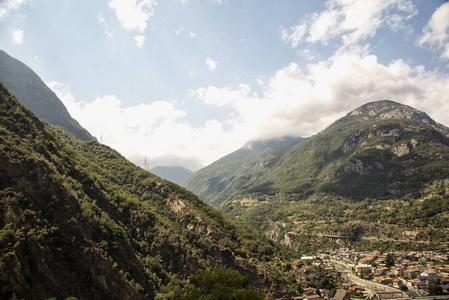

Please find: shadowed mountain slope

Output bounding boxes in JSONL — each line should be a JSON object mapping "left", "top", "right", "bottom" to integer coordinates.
{"left": 0, "top": 49, "right": 93, "bottom": 141}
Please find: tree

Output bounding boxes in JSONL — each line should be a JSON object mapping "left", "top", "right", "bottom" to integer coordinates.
{"left": 428, "top": 283, "right": 443, "bottom": 296}
{"left": 385, "top": 254, "right": 394, "bottom": 268}
{"left": 399, "top": 283, "right": 408, "bottom": 292}
{"left": 181, "top": 266, "right": 267, "bottom": 300}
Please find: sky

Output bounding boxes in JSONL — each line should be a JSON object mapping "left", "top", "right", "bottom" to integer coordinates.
{"left": 1, "top": 0, "right": 449, "bottom": 172}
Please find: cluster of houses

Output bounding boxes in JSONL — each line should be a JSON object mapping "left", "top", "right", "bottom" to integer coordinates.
{"left": 277, "top": 249, "right": 449, "bottom": 300}
{"left": 320, "top": 248, "right": 449, "bottom": 296}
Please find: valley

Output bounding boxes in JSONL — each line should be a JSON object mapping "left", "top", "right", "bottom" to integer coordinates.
{"left": 183, "top": 101, "right": 449, "bottom": 257}
{"left": 320, "top": 248, "right": 449, "bottom": 299}
{"left": 1, "top": 49, "right": 449, "bottom": 299}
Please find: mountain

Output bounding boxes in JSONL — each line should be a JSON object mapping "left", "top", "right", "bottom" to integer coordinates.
{"left": 0, "top": 49, "right": 94, "bottom": 141}
{"left": 182, "top": 136, "right": 305, "bottom": 207}
{"left": 150, "top": 166, "right": 193, "bottom": 184}
{"left": 185, "top": 100, "right": 449, "bottom": 204}
{"left": 0, "top": 83, "right": 313, "bottom": 299}
{"left": 183, "top": 100, "right": 449, "bottom": 250}
{"left": 237, "top": 100, "right": 449, "bottom": 199}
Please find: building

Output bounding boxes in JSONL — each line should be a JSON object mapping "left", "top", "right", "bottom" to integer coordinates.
{"left": 333, "top": 289, "right": 350, "bottom": 300}
{"left": 356, "top": 264, "right": 371, "bottom": 275}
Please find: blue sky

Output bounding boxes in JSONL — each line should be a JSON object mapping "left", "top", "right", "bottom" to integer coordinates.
{"left": 1, "top": 0, "right": 449, "bottom": 171}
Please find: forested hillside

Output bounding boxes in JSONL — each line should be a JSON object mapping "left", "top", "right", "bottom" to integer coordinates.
{"left": 0, "top": 82, "right": 316, "bottom": 299}
{"left": 184, "top": 101, "right": 449, "bottom": 252}
{"left": 182, "top": 136, "right": 305, "bottom": 206}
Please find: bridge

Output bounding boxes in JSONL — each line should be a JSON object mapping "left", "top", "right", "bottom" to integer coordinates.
{"left": 320, "top": 234, "right": 359, "bottom": 241}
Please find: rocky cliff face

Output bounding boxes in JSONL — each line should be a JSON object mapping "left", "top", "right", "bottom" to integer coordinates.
{"left": 350, "top": 100, "right": 437, "bottom": 124}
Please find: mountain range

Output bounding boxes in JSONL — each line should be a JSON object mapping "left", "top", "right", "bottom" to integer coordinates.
{"left": 184, "top": 100, "right": 449, "bottom": 203}
{"left": 2, "top": 48, "right": 449, "bottom": 298}
{"left": 183, "top": 100, "right": 449, "bottom": 250}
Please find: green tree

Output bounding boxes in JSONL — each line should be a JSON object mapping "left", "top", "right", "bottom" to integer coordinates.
{"left": 385, "top": 254, "right": 395, "bottom": 268}
{"left": 181, "top": 266, "right": 267, "bottom": 300}
{"left": 428, "top": 283, "right": 443, "bottom": 295}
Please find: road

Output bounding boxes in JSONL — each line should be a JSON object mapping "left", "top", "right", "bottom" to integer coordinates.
{"left": 327, "top": 259, "right": 408, "bottom": 298}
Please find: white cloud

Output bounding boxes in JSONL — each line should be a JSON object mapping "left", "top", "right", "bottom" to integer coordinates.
{"left": 281, "top": 23, "right": 307, "bottom": 47}
{"left": 176, "top": 25, "right": 184, "bottom": 35}
{"left": 0, "top": 0, "right": 28, "bottom": 21}
{"left": 205, "top": 57, "right": 218, "bottom": 71}
{"left": 418, "top": 2, "right": 449, "bottom": 60}
{"left": 192, "top": 46, "right": 449, "bottom": 141}
{"left": 98, "top": 12, "right": 113, "bottom": 38}
{"left": 282, "top": 0, "right": 417, "bottom": 47}
{"left": 108, "top": 0, "right": 156, "bottom": 33}
{"left": 134, "top": 35, "right": 145, "bottom": 47}
{"left": 47, "top": 82, "right": 244, "bottom": 171}
{"left": 11, "top": 29, "right": 23, "bottom": 44}
{"left": 190, "top": 32, "right": 197, "bottom": 38}
{"left": 47, "top": 43, "right": 449, "bottom": 171}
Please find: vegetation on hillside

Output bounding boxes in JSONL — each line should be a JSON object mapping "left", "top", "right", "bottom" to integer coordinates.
{"left": 185, "top": 100, "right": 449, "bottom": 252}
{"left": 182, "top": 137, "right": 305, "bottom": 206}
{"left": 241, "top": 103, "right": 449, "bottom": 200}
{"left": 0, "top": 82, "right": 316, "bottom": 299}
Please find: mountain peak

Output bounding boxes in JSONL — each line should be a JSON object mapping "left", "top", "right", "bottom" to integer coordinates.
{"left": 349, "top": 100, "right": 436, "bottom": 125}
{"left": 0, "top": 49, "right": 94, "bottom": 141}
{"left": 185, "top": 99, "right": 449, "bottom": 206}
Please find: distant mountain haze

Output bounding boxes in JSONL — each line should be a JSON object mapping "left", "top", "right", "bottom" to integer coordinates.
{"left": 0, "top": 49, "right": 94, "bottom": 141}
{"left": 150, "top": 165, "right": 193, "bottom": 184}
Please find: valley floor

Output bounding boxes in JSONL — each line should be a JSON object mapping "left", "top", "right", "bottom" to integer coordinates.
{"left": 315, "top": 248, "right": 449, "bottom": 299}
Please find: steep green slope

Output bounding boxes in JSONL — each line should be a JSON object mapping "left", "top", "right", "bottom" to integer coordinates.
{"left": 184, "top": 100, "right": 449, "bottom": 251}
{"left": 187, "top": 100, "right": 449, "bottom": 205}
{"left": 242, "top": 100, "right": 449, "bottom": 199}
{"left": 0, "top": 49, "right": 93, "bottom": 141}
{"left": 0, "top": 83, "right": 305, "bottom": 299}
{"left": 182, "top": 136, "right": 305, "bottom": 206}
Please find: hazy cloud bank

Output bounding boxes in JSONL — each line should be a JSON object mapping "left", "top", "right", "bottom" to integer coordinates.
{"left": 46, "top": 1, "right": 449, "bottom": 171}
{"left": 50, "top": 44, "right": 449, "bottom": 171}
